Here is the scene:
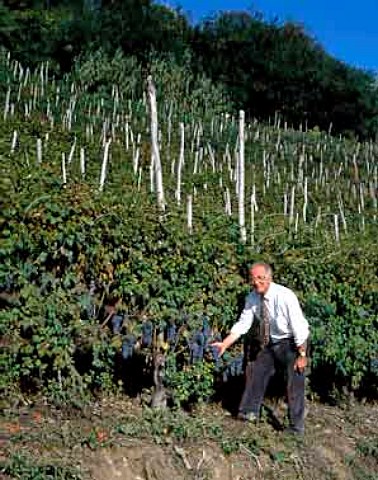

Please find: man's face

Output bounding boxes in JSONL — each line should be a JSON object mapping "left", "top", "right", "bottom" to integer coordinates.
{"left": 250, "top": 265, "right": 272, "bottom": 295}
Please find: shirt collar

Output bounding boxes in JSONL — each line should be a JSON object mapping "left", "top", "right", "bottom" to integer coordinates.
{"left": 263, "top": 281, "right": 275, "bottom": 301}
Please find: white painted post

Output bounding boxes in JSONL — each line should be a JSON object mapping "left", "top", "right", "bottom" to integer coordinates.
{"left": 150, "top": 155, "right": 155, "bottom": 193}
{"left": 238, "top": 110, "right": 246, "bottom": 244}
{"left": 225, "top": 187, "right": 232, "bottom": 216}
{"left": 125, "top": 120, "right": 129, "bottom": 151}
{"left": 62, "top": 153, "right": 67, "bottom": 186}
{"left": 251, "top": 193, "right": 255, "bottom": 246}
{"left": 176, "top": 122, "right": 185, "bottom": 206}
{"left": 68, "top": 138, "right": 76, "bottom": 165}
{"left": 207, "top": 143, "right": 216, "bottom": 173}
{"left": 147, "top": 76, "right": 165, "bottom": 212}
{"left": 338, "top": 194, "right": 347, "bottom": 232}
{"left": 334, "top": 214, "right": 340, "bottom": 243}
{"left": 4, "top": 87, "right": 10, "bottom": 121}
{"left": 137, "top": 166, "right": 142, "bottom": 191}
{"left": 80, "top": 147, "right": 85, "bottom": 178}
{"left": 289, "top": 185, "right": 295, "bottom": 225}
{"left": 133, "top": 145, "right": 140, "bottom": 176}
{"left": 303, "top": 177, "right": 308, "bottom": 222}
{"left": 99, "top": 138, "right": 112, "bottom": 192}
{"left": 11, "top": 130, "right": 18, "bottom": 154}
{"left": 36, "top": 138, "right": 42, "bottom": 164}
{"left": 283, "top": 191, "right": 288, "bottom": 216}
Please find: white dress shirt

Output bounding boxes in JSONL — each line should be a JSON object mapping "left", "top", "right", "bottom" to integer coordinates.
{"left": 230, "top": 282, "right": 309, "bottom": 347}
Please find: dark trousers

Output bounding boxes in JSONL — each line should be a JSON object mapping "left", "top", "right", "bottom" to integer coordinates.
{"left": 239, "top": 338, "right": 305, "bottom": 432}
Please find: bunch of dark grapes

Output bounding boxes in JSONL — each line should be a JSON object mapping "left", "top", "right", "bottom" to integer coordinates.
{"left": 166, "top": 318, "right": 177, "bottom": 346}
{"left": 111, "top": 314, "right": 124, "bottom": 334}
{"left": 122, "top": 334, "right": 137, "bottom": 360}
{"left": 189, "top": 330, "right": 205, "bottom": 363}
{"left": 141, "top": 320, "right": 153, "bottom": 347}
{"left": 222, "top": 354, "right": 244, "bottom": 382}
{"left": 202, "top": 316, "right": 211, "bottom": 338}
{"left": 207, "top": 332, "right": 223, "bottom": 369}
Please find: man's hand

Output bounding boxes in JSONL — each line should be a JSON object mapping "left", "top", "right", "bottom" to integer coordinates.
{"left": 210, "top": 341, "right": 227, "bottom": 357}
{"left": 294, "top": 355, "right": 307, "bottom": 373}
{"left": 209, "top": 332, "right": 239, "bottom": 357}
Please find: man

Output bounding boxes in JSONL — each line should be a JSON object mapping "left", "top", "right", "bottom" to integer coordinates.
{"left": 212, "top": 262, "right": 309, "bottom": 434}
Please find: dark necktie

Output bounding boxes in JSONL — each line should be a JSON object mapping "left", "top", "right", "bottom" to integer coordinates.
{"left": 260, "top": 295, "right": 270, "bottom": 346}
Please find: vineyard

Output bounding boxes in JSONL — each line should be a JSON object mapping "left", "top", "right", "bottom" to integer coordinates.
{"left": 0, "top": 47, "right": 377, "bottom": 418}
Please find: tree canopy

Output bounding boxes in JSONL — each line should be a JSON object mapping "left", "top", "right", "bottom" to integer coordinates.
{"left": 0, "top": 0, "right": 377, "bottom": 138}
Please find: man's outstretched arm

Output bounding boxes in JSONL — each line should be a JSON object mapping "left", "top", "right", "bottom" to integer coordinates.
{"left": 211, "top": 296, "right": 255, "bottom": 356}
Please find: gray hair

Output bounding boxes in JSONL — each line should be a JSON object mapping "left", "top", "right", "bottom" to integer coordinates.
{"left": 249, "top": 262, "right": 273, "bottom": 277}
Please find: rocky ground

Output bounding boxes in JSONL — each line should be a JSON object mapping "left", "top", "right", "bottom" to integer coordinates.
{"left": 1, "top": 396, "right": 377, "bottom": 480}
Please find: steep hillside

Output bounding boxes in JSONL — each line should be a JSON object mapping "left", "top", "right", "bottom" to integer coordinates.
{"left": 0, "top": 50, "right": 377, "bottom": 480}
{"left": 1, "top": 397, "right": 377, "bottom": 480}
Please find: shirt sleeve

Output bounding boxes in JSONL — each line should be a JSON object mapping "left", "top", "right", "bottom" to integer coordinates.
{"left": 230, "top": 293, "right": 256, "bottom": 339}
{"left": 285, "top": 291, "right": 309, "bottom": 347}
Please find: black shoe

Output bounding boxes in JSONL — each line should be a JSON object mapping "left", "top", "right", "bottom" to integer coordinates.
{"left": 283, "top": 426, "right": 304, "bottom": 436}
{"left": 237, "top": 411, "right": 258, "bottom": 423}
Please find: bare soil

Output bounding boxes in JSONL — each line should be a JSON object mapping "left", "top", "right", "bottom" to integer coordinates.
{"left": 1, "top": 397, "right": 377, "bottom": 480}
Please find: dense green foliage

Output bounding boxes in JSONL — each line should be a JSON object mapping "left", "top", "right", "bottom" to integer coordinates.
{"left": 1, "top": 452, "right": 82, "bottom": 480}
{"left": 0, "top": 47, "right": 377, "bottom": 409}
{"left": 0, "top": 0, "right": 377, "bottom": 138}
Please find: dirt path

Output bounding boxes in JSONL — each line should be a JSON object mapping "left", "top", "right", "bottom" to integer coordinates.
{"left": 1, "top": 399, "right": 377, "bottom": 480}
